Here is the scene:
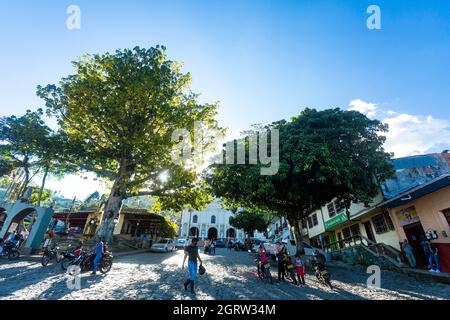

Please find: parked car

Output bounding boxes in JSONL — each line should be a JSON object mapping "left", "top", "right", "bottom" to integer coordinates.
{"left": 151, "top": 238, "right": 175, "bottom": 253}
{"left": 264, "top": 239, "right": 327, "bottom": 263}
{"left": 251, "top": 239, "right": 267, "bottom": 253}
{"left": 174, "top": 239, "right": 186, "bottom": 250}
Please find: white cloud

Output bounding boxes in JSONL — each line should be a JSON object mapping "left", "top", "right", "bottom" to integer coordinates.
{"left": 382, "top": 113, "right": 450, "bottom": 157}
{"left": 348, "top": 99, "right": 450, "bottom": 158}
{"left": 348, "top": 99, "right": 378, "bottom": 118}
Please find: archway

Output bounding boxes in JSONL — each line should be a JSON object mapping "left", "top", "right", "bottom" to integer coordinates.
{"left": 208, "top": 227, "right": 218, "bottom": 240}
{"left": 0, "top": 201, "right": 54, "bottom": 253}
{"left": 189, "top": 227, "right": 199, "bottom": 237}
{"left": 226, "top": 228, "right": 236, "bottom": 239}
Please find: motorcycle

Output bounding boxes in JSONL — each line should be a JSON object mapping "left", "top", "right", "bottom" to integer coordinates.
{"left": 256, "top": 257, "right": 273, "bottom": 284}
{"left": 67, "top": 243, "right": 113, "bottom": 275}
{"left": 312, "top": 260, "right": 333, "bottom": 289}
{"left": 61, "top": 244, "right": 83, "bottom": 271}
{"left": 41, "top": 244, "right": 62, "bottom": 266}
{"left": 0, "top": 240, "right": 20, "bottom": 260}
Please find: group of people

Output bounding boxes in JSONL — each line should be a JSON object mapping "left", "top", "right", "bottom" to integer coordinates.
{"left": 258, "top": 242, "right": 307, "bottom": 286}
{"left": 203, "top": 239, "right": 216, "bottom": 254}
{"left": 402, "top": 236, "right": 441, "bottom": 272}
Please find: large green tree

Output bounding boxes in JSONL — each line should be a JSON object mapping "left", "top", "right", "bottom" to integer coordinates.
{"left": 229, "top": 210, "right": 269, "bottom": 239}
{"left": 37, "top": 46, "right": 224, "bottom": 241}
{"left": 206, "top": 108, "right": 394, "bottom": 255}
{"left": 0, "top": 109, "right": 53, "bottom": 200}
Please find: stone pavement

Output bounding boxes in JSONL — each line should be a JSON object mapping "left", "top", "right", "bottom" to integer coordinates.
{"left": 0, "top": 248, "right": 448, "bottom": 300}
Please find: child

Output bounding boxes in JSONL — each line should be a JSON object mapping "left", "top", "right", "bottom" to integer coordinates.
{"left": 294, "top": 255, "right": 306, "bottom": 286}
{"left": 284, "top": 253, "right": 297, "bottom": 284}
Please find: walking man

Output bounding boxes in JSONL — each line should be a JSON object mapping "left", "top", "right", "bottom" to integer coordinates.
{"left": 182, "top": 238, "right": 203, "bottom": 294}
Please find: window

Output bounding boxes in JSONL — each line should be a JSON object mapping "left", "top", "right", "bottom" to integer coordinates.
{"left": 372, "top": 214, "right": 388, "bottom": 234}
{"left": 384, "top": 212, "right": 395, "bottom": 231}
{"left": 334, "top": 201, "right": 344, "bottom": 214}
{"left": 327, "top": 203, "right": 336, "bottom": 218}
{"left": 350, "top": 224, "right": 361, "bottom": 236}
{"left": 312, "top": 213, "right": 318, "bottom": 226}
{"left": 211, "top": 215, "right": 216, "bottom": 224}
{"left": 301, "top": 218, "right": 308, "bottom": 228}
{"left": 192, "top": 215, "right": 198, "bottom": 223}
{"left": 307, "top": 217, "right": 313, "bottom": 228}
{"left": 342, "top": 227, "right": 351, "bottom": 239}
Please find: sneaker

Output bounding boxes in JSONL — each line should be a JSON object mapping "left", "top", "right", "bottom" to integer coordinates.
{"left": 429, "top": 269, "right": 435, "bottom": 272}
{"left": 436, "top": 269, "right": 441, "bottom": 273}
{"left": 91, "top": 272, "right": 96, "bottom": 275}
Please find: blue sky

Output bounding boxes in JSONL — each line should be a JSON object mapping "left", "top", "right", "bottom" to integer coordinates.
{"left": 1, "top": 0, "right": 450, "bottom": 199}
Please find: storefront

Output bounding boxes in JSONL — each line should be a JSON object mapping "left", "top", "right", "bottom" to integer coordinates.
{"left": 385, "top": 177, "right": 450, "bottom": 272}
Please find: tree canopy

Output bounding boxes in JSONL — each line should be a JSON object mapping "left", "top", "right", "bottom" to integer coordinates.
{"left": 37, "top": 46, "right": 224, "bottom": 240}
{"left": 229, "top": 210, "right": 269, "bottom": 238}
{"left": 206, "top": 108, "right": 394, "bottom": 254}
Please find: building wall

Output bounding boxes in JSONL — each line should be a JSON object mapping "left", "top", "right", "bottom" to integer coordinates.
{"left": 180, "top": 201, "right": 244, "bottom": 240}
{"left": 389, "top": 186, "right": 450, "bottom": 272}
{"left": 332, "top": 211, "right": 401, "bottom": 250}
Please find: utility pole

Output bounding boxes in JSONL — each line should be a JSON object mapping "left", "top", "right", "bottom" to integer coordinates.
{"left": 64, "top": 196, "right": 77, "bottom": 232}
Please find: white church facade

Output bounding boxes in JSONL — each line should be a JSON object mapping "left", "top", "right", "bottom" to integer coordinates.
{"left": 179, "top": 201, "right": 245, "bottom": 240}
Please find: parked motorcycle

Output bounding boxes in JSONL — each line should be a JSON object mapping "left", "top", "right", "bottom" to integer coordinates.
{"left": 67, "top": 243, "right": 113, "bottom": 274}
{"left": 0, "top": 240, "right": 20, "bottom": 260}
{"left": 61, "top": 244, "right": 83, "bottom": 271}
{"left": 41, "top": 244, "right": 62, "bottom": 266}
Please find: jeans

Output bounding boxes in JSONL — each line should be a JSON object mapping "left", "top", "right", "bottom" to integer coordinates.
{"left": 188, "top": 260, "right": 198, "bottom": 281}
{"left": 93, "top": 253, "right": 102, "bottom": 273}
{"left": 428, "top": 253, "right": 440, "bottom": 271}
{"left": 405, "top": 251, "right": 416, "bottom": 268}
{"left": 277, "top": 262, "right": 285, "bottom": 281}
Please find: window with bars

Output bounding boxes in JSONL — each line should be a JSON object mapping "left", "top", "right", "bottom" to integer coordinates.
{"left": 350, "top": 224, "right": 361, "bottom": 236}
{"left": 384, "top": 212, "right": 395, "bottom": 231}
{"left": 372, "top": 214, "right": 389, "bottom": 234}
{"left": 342, "top": 227, "right": 351, "bottom": 239}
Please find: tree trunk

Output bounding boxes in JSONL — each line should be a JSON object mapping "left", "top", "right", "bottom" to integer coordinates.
{"left": 97, "top": 159, "right": 131, "bottom": 243}
{"left": 37, "top": 167, "right": 49, "bottom": 207}
{"left": 288, "top": 216, "right": 305, "bottom": 257}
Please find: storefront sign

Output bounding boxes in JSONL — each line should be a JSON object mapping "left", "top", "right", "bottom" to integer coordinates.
{"left": 396, "top": 206, "right": 420, "bottom": 227}
{"left": 324, "top": 212, "right": 348, "bottom": 230}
